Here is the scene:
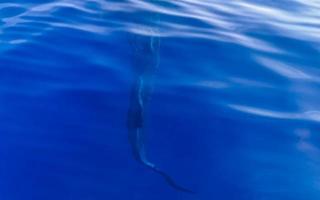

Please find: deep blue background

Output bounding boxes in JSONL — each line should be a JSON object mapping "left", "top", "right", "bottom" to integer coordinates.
{"left": 1, "top": 1, "right": 320, "bottom": 199}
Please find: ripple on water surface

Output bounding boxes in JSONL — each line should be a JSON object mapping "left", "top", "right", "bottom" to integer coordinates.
{"left": 0, "top": 0, "right": 320, "bottom": 200}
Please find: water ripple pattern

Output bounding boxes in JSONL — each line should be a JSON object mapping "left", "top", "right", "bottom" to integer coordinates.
{"left": 0, "top": 0, "right": 320, "bottom": 200}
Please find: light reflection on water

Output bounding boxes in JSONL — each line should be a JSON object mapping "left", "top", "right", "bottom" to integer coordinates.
{"left": 0, "top": 0, "right": 320, "bottom": 199}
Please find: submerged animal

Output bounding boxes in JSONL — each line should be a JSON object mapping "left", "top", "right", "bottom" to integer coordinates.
{"left": 127, "top": 31, "right": 194, "bottom": 193}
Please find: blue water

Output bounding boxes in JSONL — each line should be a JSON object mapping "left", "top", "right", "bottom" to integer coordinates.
{"left": 1, "top": 0, "right": 320, "bottom": 199}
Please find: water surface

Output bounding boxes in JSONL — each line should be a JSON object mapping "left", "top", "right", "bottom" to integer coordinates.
{"left": 0, "top": 0, "right": 320, "bottom": 199}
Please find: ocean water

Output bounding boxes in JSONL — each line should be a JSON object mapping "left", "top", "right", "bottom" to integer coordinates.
{"left": 1, "top": 0, "right": 320, "bottom": 199}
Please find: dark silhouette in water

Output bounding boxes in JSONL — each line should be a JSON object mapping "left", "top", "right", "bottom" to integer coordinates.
{"left": 127, "top": 32, "right": 194, "bottom": 194}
